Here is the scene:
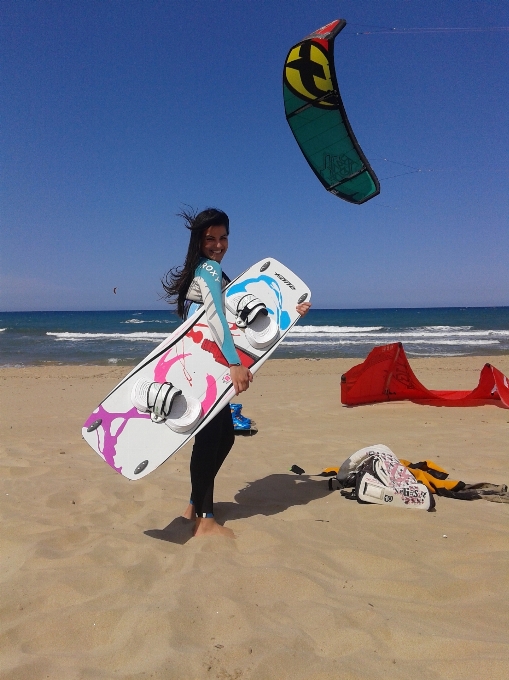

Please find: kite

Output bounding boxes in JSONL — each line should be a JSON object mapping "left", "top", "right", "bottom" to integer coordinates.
{"left": 341, "top": 343, "right": 509, "bottom": 408}
{"left": 113, "top": 287, "right": 117, "bottom": 294}
{"left": 283, "top": 19, "right": 380, "bottom": 204}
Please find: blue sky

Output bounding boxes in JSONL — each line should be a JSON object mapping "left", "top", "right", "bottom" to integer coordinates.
{"left": 2, "top": 0, "right": 508, "bottom": 311}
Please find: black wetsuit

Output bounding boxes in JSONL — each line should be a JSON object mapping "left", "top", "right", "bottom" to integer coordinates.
{"left": 190, "top": 404, "right": 234, "bottom": 517}
{"left": 186, "top": 258, "right": 239, "bottom": 518}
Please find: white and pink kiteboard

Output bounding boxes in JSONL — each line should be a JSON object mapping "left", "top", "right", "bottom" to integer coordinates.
{"left": 82, "top": 258, "right": 310, "bottom": 480}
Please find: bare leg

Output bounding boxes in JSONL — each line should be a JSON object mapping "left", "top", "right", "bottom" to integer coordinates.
{"left": 182, "top": 503, "right": 196, "bottom": 521}
{"left": 193, "top": 517, "right": 235, "bottom": 538}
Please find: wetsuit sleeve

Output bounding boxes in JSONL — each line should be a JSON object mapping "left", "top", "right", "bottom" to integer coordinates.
{"left": 195, "top": 259, "right": 240, "bottom": 365}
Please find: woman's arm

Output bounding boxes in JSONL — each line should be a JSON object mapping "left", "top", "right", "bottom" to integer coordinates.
{"left": 195, "top": 259, "right": 252, "bottom": 394}
{"left": 195, "top": 259, "right": 240, "bottom": 364}
{"left": 296, "top": 301, "right": 311, "bottom": 317}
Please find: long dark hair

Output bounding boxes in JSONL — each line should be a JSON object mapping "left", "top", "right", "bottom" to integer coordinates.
{"left": 162, "top": 207, "right": 230, "bottom": 318}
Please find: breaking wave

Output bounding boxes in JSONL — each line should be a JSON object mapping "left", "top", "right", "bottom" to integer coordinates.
{"left": 122, "top": 319, "right": 173, "bottom": 324}
{"left": 47, "top": 332, "right": 167, "bottom": 342}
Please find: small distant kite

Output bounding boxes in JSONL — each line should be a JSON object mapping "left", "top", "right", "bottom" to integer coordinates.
{"left": 113, "top": 287, "right": 117, "bottom": 294}
{"left": 283, "top": 19, "right": 380, "bottom": 204}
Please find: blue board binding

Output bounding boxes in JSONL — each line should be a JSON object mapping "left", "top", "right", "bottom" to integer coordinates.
{"left": 230, "top": 403, "right": 258, "bottom": 436}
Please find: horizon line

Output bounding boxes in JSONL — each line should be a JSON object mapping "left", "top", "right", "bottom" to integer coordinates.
{"left": 1, "top": 305, "right": 509, "bottom": 314}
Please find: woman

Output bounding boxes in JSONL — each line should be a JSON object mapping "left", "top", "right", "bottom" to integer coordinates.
{"left": 162, "top": 208, "right": 310, "bottom": 537}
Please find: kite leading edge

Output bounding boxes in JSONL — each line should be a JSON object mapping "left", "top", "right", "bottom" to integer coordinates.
{"left": 283, "top": 19, "right": 380, "bottom": 204}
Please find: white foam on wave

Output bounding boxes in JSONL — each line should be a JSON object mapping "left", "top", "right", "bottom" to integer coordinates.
{"left": 399, "top": 329, "right": 509, "bottom": 337}
{"left": 123, "top": 319, "right": 173, "bottom": 324}
{"left": 408, "top": 339, "right": 501, "bottom": 346}
{"left": 290, "top": 326, "right": 383, "bottom": 334}
{"left": 288, "top": 325, "right": 509, "bottom": 340}
{"left": 284, "top": 338, "right": 500, "bottom": 347}
{"left": 0, "top": 328, "right": 6, "bottom": 332}
{"left": 47, "top": 332, "right": 166, "bottom": 341}
{"left": 423, "top": 325, "right": 472, "bottom": 331}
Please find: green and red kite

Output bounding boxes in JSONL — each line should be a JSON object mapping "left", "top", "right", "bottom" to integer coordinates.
{"left": 283, "top": 19, "right": 380, "bottom": 204}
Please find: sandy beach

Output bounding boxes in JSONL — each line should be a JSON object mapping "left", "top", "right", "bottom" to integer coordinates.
{"left": 1, "top": 356, "right": 508, "bottom": 680}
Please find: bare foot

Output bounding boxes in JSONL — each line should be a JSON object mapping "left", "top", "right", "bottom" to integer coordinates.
{"left": 182, "top": 503, "right": 196, "bottom": 521}
{"left": 193, "top": 517, "right": 235, "bottom": 538}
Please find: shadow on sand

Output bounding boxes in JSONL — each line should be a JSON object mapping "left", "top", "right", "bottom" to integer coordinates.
{"left": 144, "top": 473, "right": 330, "bottom": 545}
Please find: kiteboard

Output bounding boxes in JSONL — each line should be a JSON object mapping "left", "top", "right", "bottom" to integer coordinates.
{"left": 82, "top": 258, "right": 310, "bottom": 480}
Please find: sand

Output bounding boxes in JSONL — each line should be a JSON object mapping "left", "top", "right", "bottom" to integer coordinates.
{"left": 1, "top": 356, "right": 508, "bottom": 680}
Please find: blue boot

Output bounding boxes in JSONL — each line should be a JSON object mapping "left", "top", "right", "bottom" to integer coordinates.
{"left": 230, "top": 403, "right": 254, "bottom": 431}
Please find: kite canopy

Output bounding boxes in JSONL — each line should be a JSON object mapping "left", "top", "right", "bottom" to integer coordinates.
{"left": 283, "top": 19, "right": 380, "bottom": 204}
{"left": 341, "top": 343, "right": 509, "bottom": 408}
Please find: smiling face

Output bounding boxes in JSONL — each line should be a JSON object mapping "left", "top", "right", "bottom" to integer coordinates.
{"left": 200, "top": 225, "right": 229, "bottom": 263}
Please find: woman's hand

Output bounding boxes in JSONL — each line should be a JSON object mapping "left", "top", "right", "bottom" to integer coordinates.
{"left": 296, "top": 301, "right": 311, "bottom": 317}
{"left": 230, "top": 364, "right": 253, "bottom": 395}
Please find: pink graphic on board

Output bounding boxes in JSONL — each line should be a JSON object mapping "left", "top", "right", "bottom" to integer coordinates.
{"left": 83, "top": 406, "right": 150, "bottom": 473}
{"left": 153, "top": 341, "right": 223, "bottom": 415}
{"left": 200, "top": 374, "right": 218, "bottom": 415}
{"left": 153, "top": 349, "right": 191, "bottom": 383}
{"left": 84, "top": 313, "right": 238, "bottom": 474}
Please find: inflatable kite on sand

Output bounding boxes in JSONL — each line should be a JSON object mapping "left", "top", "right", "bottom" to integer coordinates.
{"left": 341, "top": 343, "right": 509, "bottom": 408}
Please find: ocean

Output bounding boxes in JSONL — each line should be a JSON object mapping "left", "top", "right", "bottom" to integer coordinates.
{"left": 1, "top": 308, "right": 508, "bottom": 367}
